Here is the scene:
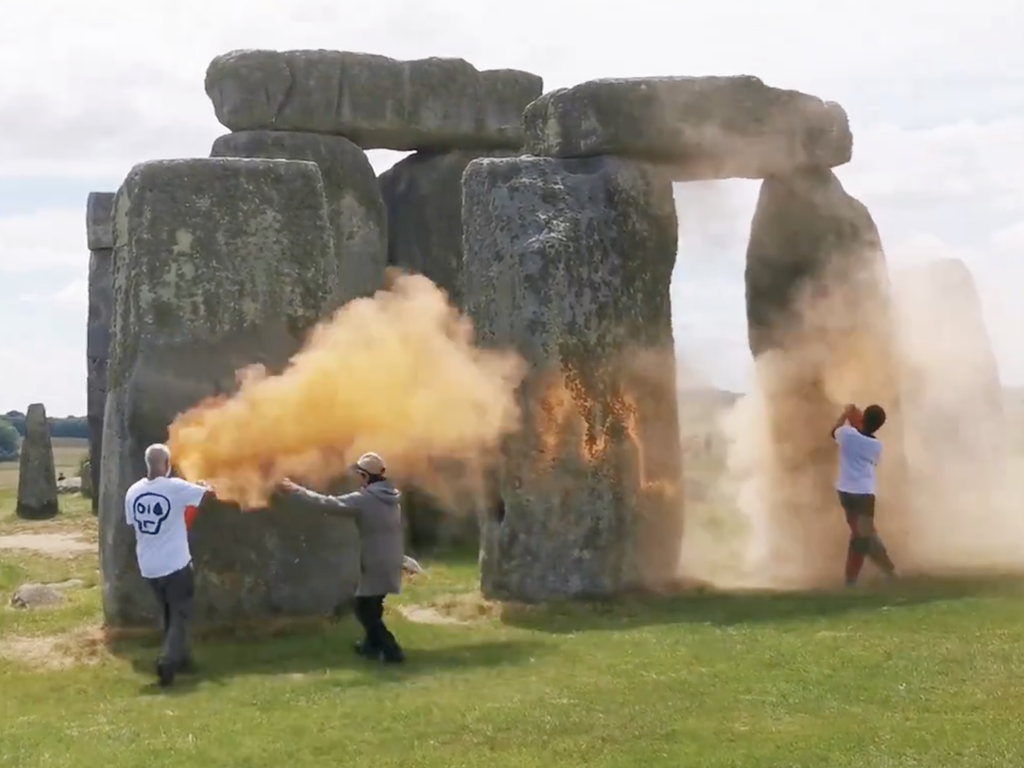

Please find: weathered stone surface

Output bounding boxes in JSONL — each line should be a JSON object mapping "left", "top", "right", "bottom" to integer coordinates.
{"left": 86, "top": 192, "right": 114, "bottom": 250}
{"left": 16, "top": 404, "right": 59, "bottom": 520}
{"left": 523, "top": 76, "right": 851, "bottom": 179}
{"left": 379, "top": 150, "right": 512, "bottom": 310}
{"left": 87, "top": 195, "right": 115, "bottom": 515}
{"left": 212, "top": 131, "right": 386, "bottom": 306}
{"left": 742, "top": 168, "right": 907, "bottom": 587}
{"left": 745, "top": 168, "right": 889, "bottom": 356}
{"left": 205, "top": 49, "right": 543, "bottom": 151}
{"left": 101, "top": 157, "right": 360, "bottom": 627}
{"left": 462, "top": 155, "right": 684, "bottom": 602}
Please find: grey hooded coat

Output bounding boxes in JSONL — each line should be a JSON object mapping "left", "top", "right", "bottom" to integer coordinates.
{"left": 286, "top": 481, "right": 404, "bottom": 597}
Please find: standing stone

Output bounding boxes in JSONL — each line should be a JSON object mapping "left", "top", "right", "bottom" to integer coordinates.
{"left": 891, "top": 258, "right": 1008, "bottom": 570}
{"left": 379, "top": 150, "right": 513, "bottom": 308}
{"left": 379, "top": 150, "right": 515, "bottom": 550}
{"left": 205, "top": 50, "right": 543, "bottom": 151}
{"left": 742, "top": 167, "right": 906, "bottom": 587}
{"left": 212, "top": 131, "right": 386, "bottom": 306}
{"left": 463, "top": 155, "right": 684, "bottom": 602}
{"left": 101, "top": 157, "right": 359, "bottom": 627}
{"left": 16, "top": 404, "right": 58, "bottom": 520}
{"left": 86, "top": 192, "right": 114, "bottom": 251}
{"left": 523, "top": 76, "right": 851, "bottom": 179}
{"left": 86, "top": 191, "right": 115, "bottom": 515}
{"left": 80, "top": 461, "right": 93, "bottom": 498}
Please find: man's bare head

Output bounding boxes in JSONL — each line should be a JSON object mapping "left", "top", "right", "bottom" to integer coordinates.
{"left": 144, "top": 444, "right": 172, "bottom": 479}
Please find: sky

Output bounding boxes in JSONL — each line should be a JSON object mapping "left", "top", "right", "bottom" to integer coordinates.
{"left": 2, "top": 0, "right": 1023, "bottom": 416}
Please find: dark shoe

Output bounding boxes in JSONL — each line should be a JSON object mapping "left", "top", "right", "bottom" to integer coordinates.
{"left": 354, "top": 641, "right": 382, "bottom": 660}
{"left": 156, "top": 662, "right": 176, "bottom": 688}
{"left": 381, "top": 644, "right": 405, "bottom": 665}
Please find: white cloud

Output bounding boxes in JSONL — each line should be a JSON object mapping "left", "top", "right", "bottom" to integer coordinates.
{"left": 841, "top": 119, "right": 1024, "bottom": 212}
{"left": 19, "top": 279, "right": 88, "bottom": 309}
{"left": 991, "top": 221, "right": 1024, "bottom": 254}
{"left": 0, "top": 344, "right": 83, "bottom": 417}
{"left": 0, "top": 208, "right": 86, "bottom": 274}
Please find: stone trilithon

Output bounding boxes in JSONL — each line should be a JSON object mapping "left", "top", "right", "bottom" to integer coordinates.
{"left": 89, "top": 49, "right": 994, "bottom": 619}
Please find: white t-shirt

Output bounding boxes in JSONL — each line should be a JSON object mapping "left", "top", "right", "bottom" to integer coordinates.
{"left": 124, "top": 476, "right": 207, "bottom": 579}
{"left": 834, "top": 424, "right": 882, "bottom": 495}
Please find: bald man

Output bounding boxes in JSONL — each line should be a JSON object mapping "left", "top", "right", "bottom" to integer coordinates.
{"left": 124, "top": 443, "right": 215, "bottom": 688}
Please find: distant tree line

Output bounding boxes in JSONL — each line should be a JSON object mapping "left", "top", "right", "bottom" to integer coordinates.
{"left": 0, "top": 417, "right": 19, "bottom": 461}
{"left": 2, "top": 411, "right": 89, "bottom": 440}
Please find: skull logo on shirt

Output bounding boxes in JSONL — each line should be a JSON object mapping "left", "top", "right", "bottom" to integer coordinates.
{"left": 133, "top": 493, "right": 173, "bottom": 535}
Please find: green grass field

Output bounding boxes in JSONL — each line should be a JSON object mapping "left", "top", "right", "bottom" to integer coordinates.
{"left": 3, "top": 436, "right": 1024, "bottom": 766}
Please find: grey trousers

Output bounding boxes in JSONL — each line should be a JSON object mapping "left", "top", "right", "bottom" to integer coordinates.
{"left": 146, "top": 563, "right": 195, "bottom": 669}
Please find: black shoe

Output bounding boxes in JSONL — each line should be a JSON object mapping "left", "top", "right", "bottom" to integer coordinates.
{"left": 156, "top": 662, "right": 176, "bottom": 688}
{"left": 381, "top": 644, "right": 405, "bottom": 665}
{"left": 354, "top": 641, "right": 381, "bottom": 660}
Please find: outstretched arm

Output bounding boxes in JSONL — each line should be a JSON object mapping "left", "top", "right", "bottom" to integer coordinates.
{"left": 278, "top": 480, "right": 360, "bottom": 518}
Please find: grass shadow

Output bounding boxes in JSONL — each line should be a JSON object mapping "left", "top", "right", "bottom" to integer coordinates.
{"left": 107, "top": 617, "right": 545, "bottom": 694}
{"left": 500, "top": 573, "right": 1024, "bottom": 634}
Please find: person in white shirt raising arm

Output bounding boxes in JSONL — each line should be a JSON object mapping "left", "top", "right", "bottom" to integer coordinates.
{"left": 124, "top": 443, "right": 217, "bottom": 688}
{"left": 830, "top": 403, "right": 898, "bottom": 587}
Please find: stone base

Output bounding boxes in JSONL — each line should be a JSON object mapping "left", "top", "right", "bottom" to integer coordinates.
{"left": 16, "top": 500, "right": 59, "bottom": 520}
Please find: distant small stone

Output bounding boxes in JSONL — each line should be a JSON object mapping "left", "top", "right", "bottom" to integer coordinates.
{"left": 10, "top": 580, "right": 85, "bottom": 609}
{"left": 57, "top": 476, "right": 83, "bottom": 494}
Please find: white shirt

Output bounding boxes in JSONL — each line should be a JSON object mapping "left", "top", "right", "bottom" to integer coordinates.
{"left": 124, "top": 476, "right": 207, "bottom": 579}
{"left": 834, "top": 424, "right": 882, "bottom": 495}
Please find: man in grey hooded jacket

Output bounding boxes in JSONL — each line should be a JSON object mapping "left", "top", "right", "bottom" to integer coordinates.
{"left": 280, "top": 452, "right": 405, "bottom": 663}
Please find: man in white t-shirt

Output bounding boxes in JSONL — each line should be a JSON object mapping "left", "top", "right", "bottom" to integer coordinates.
{"left": 831, "top": 403, "right": 897, "bottom": 586}
{"left": 124, "top": 443, "right": 214, "bottom": 687}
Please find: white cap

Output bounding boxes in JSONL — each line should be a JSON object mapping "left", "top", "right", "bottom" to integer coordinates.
{"left": 354, "top": 452, "right": 386, "bottom": 476}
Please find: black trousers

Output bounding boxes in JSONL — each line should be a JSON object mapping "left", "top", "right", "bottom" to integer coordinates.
{"left": 146, "top": 563, "right": 195, "bottom": 670}
{"left": 353, "top": 595, "right": 402, "bottom": 659}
